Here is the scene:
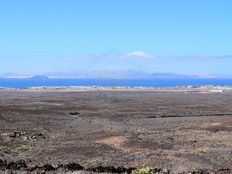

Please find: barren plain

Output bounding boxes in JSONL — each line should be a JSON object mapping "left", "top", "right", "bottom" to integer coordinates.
{"left": 0, "top": 89, "right": 232, "bottom": 173}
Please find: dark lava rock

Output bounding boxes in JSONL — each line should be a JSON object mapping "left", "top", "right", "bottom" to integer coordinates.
{"left": 87, "top": 166, "right": 136, "bottom": 174}
{"left": 9, "top": 132, "right": 22, "bottom": 138}
{"left": 6, "top": 160, "right": 27, "bottom": 170}
{"left": 31, "top": 133, "right": 45, "bottom": 140}
{"left": 27, "top": 165, "right": 39, "bottom": 172}
{"left": 125, "top": 167, "right": 137, "bottom": 174}
{"left": 0, "top": 159, "right": 6, "bottom": 169}
{"left": 181, "top": 169, "right": 232, "bottom": 174}
{"left": 217, "top": 169, "right": 232, "bottom": 174}
{"left": 211, "top": 129, "right": 219, "bottom": 133}
{"left": 41, "top": 164, "right": 56, "bottom": 171}
{"left": 69, "top": 112, "right": 80, "bottom": 115}
{"left": 64, "top": 163, "right": 84, "bottom": 171}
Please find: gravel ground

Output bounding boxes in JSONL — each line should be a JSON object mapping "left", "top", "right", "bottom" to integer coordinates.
{"left": 0, "top": 90, "right": 232, "bottom": 173}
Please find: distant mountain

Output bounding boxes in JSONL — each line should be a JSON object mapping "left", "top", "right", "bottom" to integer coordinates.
{"left": 1, "top": 71, "right": 232, "bottom": 79}
{"left": 29, "top": 75, "right": 49, "bottom": 80}
{"left": 1, "top": 73, "right": 31, "bottom": 78}
{"left": 42, "top": 71, "right": 232, "bottom": 79}
{"left": 150, "top": 73, "right": 199, "bottom": 79}
{"left": 1, "top": 74, "right": 49, "bottom": 79}
{"left": 42, "top": 70, "right": 149, "bottom": 78}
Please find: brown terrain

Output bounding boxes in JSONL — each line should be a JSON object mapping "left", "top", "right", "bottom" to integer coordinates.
{"left": 0, "top": 89, "right": 232, "bottom": 173}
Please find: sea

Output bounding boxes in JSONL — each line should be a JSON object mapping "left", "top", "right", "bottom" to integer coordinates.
{"left": 1, "top": 78, "right": 232, "bottom": 89}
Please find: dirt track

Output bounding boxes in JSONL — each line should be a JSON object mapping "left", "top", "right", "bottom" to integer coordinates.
{"left": 0, "top": 90, "right": 232, "bottom": 173}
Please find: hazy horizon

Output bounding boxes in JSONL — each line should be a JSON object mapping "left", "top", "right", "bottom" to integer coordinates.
{"left": 1, "top": 70, "right": 232, "bottom": 79}
{"left": 1, "top": 1, "right": 232, "bottom": 75}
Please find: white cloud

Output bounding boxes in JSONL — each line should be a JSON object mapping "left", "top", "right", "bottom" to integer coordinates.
{"left": 121, "top": 51, "right": 155, "bottom": 60}
{"left": 63, "top": 51, "right": 155, "bottom": 61}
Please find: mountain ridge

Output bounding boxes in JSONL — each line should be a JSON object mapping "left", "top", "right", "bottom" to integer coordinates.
{"left": 1, "top": 71, "right": 231, "bottom": 79}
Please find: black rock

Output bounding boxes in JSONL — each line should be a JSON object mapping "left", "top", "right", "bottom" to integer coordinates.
{"left": 31, "top": 133, "right": 45, "bottom": 140}
{"left": 7, "top": 160, "right": 27, "bottom": 170}
{"left": 0, "top": 159, "right": 6, "bottom": 169}
{"left": 10, "top": 132, "right": 22, "bottom": 138}
{"left": 87, "top": 166, "right": 134, "bottom": 173}
{"left": 42, "top": 164, "right": 56, "bottom": 171}
{"left": 69, "top": 112, "right": 80, "bottom": 115}
{"left": 65, "top": 163, "right": 84, "bottom": 171}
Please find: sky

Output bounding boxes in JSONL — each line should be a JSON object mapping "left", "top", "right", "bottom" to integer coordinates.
{"left": 0, "top": 0, "right": 232, "bottom": 75}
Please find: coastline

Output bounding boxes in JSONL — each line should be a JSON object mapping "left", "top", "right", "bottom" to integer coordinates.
{"left": 0, "top": 85, "right": 230, "bottom": 93}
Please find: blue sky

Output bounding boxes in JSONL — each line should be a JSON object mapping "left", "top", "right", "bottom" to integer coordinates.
{"left": 0, "top": 0, "right": 232, "bottom": 75}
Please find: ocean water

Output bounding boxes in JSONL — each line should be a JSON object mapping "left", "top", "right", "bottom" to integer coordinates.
{"left": 1, "top": 78, "right": 232, "bottom": 89}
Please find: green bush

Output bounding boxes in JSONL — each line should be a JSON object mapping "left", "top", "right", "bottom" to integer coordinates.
{"left": 133, "top": 165, "right": 156, "bottom": 174}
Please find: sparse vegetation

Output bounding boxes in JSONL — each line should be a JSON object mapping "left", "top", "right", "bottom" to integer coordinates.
{"left": 0, "top": 146, "right": 30, "bottom": 154}
{"left": 133, "top": 165, "right": 156, "bottom": 174}
{"left": 181, "top": 122, "right": 198, "bottom": 129}
{"left": 167, "top": 122, "right": 198, "bottom": 133}
{"left": 195, "top": 147, "right": 208, "bottom": 154}
{"left": 189, "top": 123, "right": 198, "bottom": 129}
